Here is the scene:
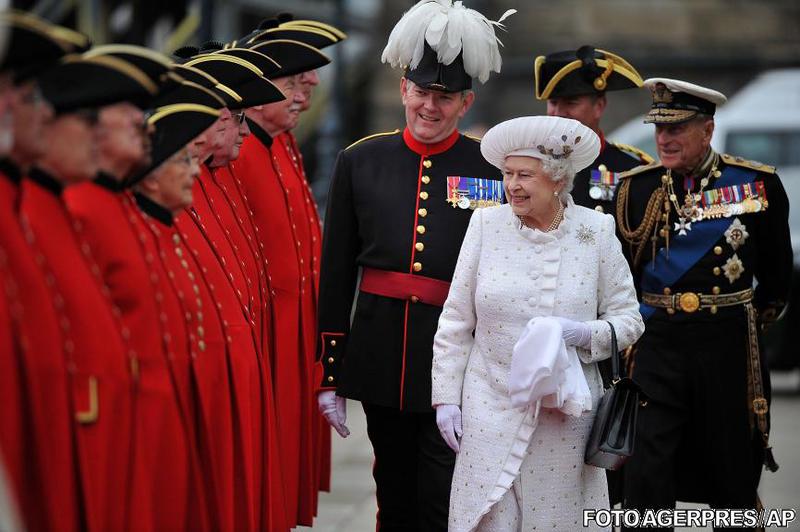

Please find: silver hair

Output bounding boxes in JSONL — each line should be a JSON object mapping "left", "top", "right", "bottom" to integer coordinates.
{"left": 540, "top": 157, "right": 576, "bottom": 202}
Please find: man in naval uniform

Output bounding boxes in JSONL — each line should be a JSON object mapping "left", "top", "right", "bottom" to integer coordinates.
{"left": 616, "top": 78, "right": 792, "bottom": 528}
{"left": 315, "top": 1, "right": 513, "bottom": 530}
{"left": 535, "top": 45, "right": 654, "bottom": 214}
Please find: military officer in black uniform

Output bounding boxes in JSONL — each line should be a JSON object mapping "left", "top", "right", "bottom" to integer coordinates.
{"left": 535, "top": 45, "right": 654, "bottom": 214}
{"left": 315, "top": 2, "right": 513, "bottom": 530}
{"left": 616, "top": 78, "right": 792, "bottom": 529}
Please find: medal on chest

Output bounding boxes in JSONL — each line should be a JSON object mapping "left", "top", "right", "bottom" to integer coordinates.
{"left": 446, "top": 176, "right": 504, "bottom": 209}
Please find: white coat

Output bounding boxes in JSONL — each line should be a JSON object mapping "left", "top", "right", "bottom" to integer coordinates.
{"left": 431, "top": 198, "right": 644, "bottom": 531}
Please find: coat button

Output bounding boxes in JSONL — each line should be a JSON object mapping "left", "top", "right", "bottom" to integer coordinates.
{"left": 419, "top": 191, "right": 429, "bottom": 200}
{"left": 417, "top": 225, "right": 426, "bottom": 234}
{"left": 418, "top": 208, "right": 427, "bottom": 217}
{"left": 410, "top": 295, "right": 419, "bottom": 303}
{"left": 327, "top": 376, "right": 334, "bottom": 382}
{"left": 712, "top": 286, "right": 720, "bottom": 295}
{"left": 713, "top": 246, "right": 723, "bottom": 255}
{"left": 330, "top": 339, "right": 337, "bottom": 346}
{"left": 327, "top": 357, "right": 334, "bottom": 364}
{"left": 415, "top": 242, "right": 424, "bottom": 252}
{"left": 530, "top": 271, "right": 540, "bottom": 280}
{"left": 413, "top": 262, "right": 422, "bottom": 272}
{"left": 713, "top": 267, "right": 721, "bottom": 276}
{"left": 423, "top": 159, "right": 432, "bottom": 168}
{"left": 421, "top": 176, "right": 430, "bottom": 184}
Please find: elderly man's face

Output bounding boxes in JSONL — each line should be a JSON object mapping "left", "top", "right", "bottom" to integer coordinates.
{"left": 10, "top": 81, "right": 54, "bottom": 167}
{"left": 254, "top": 75, "right": 305, "bottom": 135}
{"left": 401, "top": 78, "right": 474, "bottom": 145}
{"left": 546, "top": 94, "right": 606, "bottom": 133}
{"left": 152, "top": 147, "right": 199, "bottom": 213}
{"left": 40, "top": 111, "right": 99, "bottom": 185}
{"left": 298, "top": 69, "right": 319, "bottom": 112}
{"left": 655, "top": 117, "right": 714, "bottom": 173}
{"left": 207, "top": 108, "right": 240, "bottom": 167}
{"left": 97, "top": 103, "right": 148, "bottom": 173}
{"left": 502, "top": 155, "right": 562, "bottom": 219}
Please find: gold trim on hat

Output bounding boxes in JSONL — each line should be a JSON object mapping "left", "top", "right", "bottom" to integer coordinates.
{"left": 250, "top": 39, "right": 331, "bottom": 63}
{"left": 283, "top": 19, "right": 347, "bottom": 40}
{"left": 213, "top": 47, "right": 281, "bottom": 71}
{"left": 148, "top": 103, "right": 221, "bottom": 125}
{"left": 171, "top": 64, "right": 220, "bottom": 86}
{"left": 214, "top": 83, "right": 242, "bottom": 103}
{"left": 84, "top": 44, "right": 172, "bottom": 65}
{"left": 184, "top": 53, "right": 264, "bottom": 77}
{"left": 247, "top": 25, "right": 338, "bottom": 46}
{"left": 534, "top": 49, "right": 644, "bottom": 100}
{"left": 64, "top": 54, "right": 158, "bottom": 94}
{"left": 171, "top": 80, "right": 227, "bottom": 106}
{"left": 644, "top": 108, "right": 696, "bottom": 124}
{"left": 1, "top": 10, "right": 88, "bottom": 52}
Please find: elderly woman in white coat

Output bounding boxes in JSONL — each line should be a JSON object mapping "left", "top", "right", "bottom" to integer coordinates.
{"left": 431, "top": 116, "right": 644, "bottom": 532}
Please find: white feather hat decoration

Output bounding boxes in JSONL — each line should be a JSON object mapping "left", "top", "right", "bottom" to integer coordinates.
{"left": 381, "top": 0, "right": 516, "bottom": 84}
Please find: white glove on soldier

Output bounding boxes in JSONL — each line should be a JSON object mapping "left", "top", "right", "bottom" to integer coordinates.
{"left": 318, "top": 391, "right": 350, "bottom": 438}
{"left": 435, "top": 404, "right": 463, "bottom": 453}
{"left": 554, "top": 317, "right": 592, "bottom": 350}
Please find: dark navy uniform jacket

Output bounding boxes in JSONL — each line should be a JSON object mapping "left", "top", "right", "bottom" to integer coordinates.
{"left": 317, "top": 127, "right": 501, "bottom": 412}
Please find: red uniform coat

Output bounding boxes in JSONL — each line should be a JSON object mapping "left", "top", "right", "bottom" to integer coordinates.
{"left": 19, "top": 169, "right": 133, "bottom": 532}
{"left": 177, "top": 179, "right": 279, "bottom": 531}
{"left": 131, "top": 192, "right": 238, "bottom": 531}
{"left": 192, "top": 164, "right": 289, "bottom": 531}
{"left": 230, "top": 123, "right": 321, "bottom": 525}
{"left": 63, "top": 178, "right": 204, "bottom": 532}
{"left": 0, "top": 164, "right": 80, "bottom": 532}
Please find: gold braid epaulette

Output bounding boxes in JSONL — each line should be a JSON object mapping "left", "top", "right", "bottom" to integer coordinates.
{"left": 345, "top": 129, "right": 401, "bottom": 151}
{"left": 611, "top": 142, "right": 656, "bottom": 164}
{"left": 616, "top": 167, "right": 667, "bottom": 270}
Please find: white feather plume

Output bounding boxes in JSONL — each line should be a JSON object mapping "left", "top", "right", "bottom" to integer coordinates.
{"left": 381, "top": 0, "right": 516, "bottom": 84}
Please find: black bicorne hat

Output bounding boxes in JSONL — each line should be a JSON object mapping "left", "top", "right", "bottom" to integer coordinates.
{"left": 534, "top": 45, "right": 643, "bottom": 100}
{"left": 405, "top": 42, "right": 471, "bottom": 93}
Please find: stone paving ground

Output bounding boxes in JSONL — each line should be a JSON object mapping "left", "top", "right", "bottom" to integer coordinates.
{"left": 301, "top": 371, "right": 800, "bottom": 531}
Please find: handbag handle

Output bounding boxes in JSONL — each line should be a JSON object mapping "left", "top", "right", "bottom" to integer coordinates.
{"left": 605, "top": 321, "right": 621, "bottom": 383}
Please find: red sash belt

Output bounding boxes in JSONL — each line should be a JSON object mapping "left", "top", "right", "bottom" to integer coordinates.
{"left": 360, "top": 267, "right": 451, "bottom": 307}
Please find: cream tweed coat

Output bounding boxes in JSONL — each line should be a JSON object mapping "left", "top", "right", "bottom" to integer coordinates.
{"left": 432, "top": 199, "right": 644, "bottom": 531}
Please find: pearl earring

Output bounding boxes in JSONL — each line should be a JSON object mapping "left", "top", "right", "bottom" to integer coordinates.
{"left": 553, "top": 190, "right": 559, "bottom": 197}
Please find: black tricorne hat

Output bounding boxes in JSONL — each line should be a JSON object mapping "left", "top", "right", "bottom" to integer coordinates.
{"left": 182, "top": 54, "right": 284, "bottom": 109}
{"left": 126, "top": 103, "right": 221, "bottom": 187}
{"left": 534, "top": 46, "right": 643, "bottom": 100}
{"left": 248, "top": 38, "right": 329, "bottom": 79}
{"left": 38, "top": 54, "right": 158, "bottom": 113}
{"left": 0, "top": 10, "right": 90, "bottom": 81}
{"left": 170, "top": 64, "right": 242, "bottom": 107}
{"left": 82, "top": 44, "right": 181, "bottom": 99}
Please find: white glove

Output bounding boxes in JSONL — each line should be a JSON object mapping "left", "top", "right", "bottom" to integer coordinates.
{"left": 435, "top": 404, "right": 463, "bottom": 453}
{"left": 554, "top": 317, "right": 592, "bottom": 350}
{"left": 318, "top": 391, "right": 350, "bottom": 438}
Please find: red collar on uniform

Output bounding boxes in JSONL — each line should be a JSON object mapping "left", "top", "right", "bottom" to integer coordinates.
{"left": 402, "top": 127, "right": 460, "bottom": 156}
{"left": 598, "top": 129, "right": 607, "bottom": 153}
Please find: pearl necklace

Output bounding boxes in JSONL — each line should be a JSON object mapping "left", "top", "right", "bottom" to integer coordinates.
{"left": 518, "top": 202, "right": 565, "bottom": 232}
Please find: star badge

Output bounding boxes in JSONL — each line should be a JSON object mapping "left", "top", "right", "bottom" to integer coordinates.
{"left": 722, "top": 253, "right": 745, "bottom": 284}
{"left": 575, "top": 224, "right": 596, "bottom": 245}
{"left": 724, "top": 218, "right": 749, "bottom": 250}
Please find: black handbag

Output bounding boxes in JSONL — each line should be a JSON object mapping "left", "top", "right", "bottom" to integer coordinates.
{"left": 584, "top": 321, "right": 647, "bottom": 471}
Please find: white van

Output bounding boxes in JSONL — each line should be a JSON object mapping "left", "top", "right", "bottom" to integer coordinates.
{"left": 610, "top": 69, "right": 800, "bottom": 370}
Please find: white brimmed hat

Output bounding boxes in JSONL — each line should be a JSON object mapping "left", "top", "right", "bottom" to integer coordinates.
{"left": 643, "top": 78, "right": 727, "bottom": 124}
{"left": 480, "top": 116, "right": 601, "bottom": 173}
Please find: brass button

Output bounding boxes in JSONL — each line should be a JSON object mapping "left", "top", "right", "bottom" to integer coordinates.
{"left": 415, "top": 242, "right": 425, "bottom": 252}
{"left": 713, "top": 246, "right": 723, "bottom": 255}
{"left": 421, "top": 176, "right": 430, "bottom": 184}
{"left": 416, "top": 225, "right": 426, "bottom": 234}
{"left": 413, "top": 262, "right": 422, "bottom": 272}
{"left": 712, "top": 286, "right": 720, "bottom": 295}
{"left": 198, "top": 340, "right": 206, "bottom": 351}
{"left": 410, "top": 295, "right": 419, "bottom": 303}
{"left": 327, "top": 357, "right": 334, "bottom": 364}
{"left": 418, "top": 208, "right": 427, "bottom": 217}
{"left": 666, "top": 308, "right": 676, "bottom": 315}
{"left": 713, "top": 267, "right": 721, "bottom": 276}
{"left": 663, "top": 287, "right": 672, "bottom": 295}
{"left": 710, "top": 305, "right": 718, "bottom": 314}
{"left": 330, "top": 339, "right": 337, "bottom": 347}
{"left": 419, "top": 191, "right": 429, "bottom": 200}
{"left": 327, "top": 376, "right": 334, "bottom": 383}
{"left": 423, "top": 160, "right": 432, "bottom": 168}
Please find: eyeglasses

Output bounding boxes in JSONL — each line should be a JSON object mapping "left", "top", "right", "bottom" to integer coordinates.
{"left": 232, "top": 111, "right": 246, "bottom": 124}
